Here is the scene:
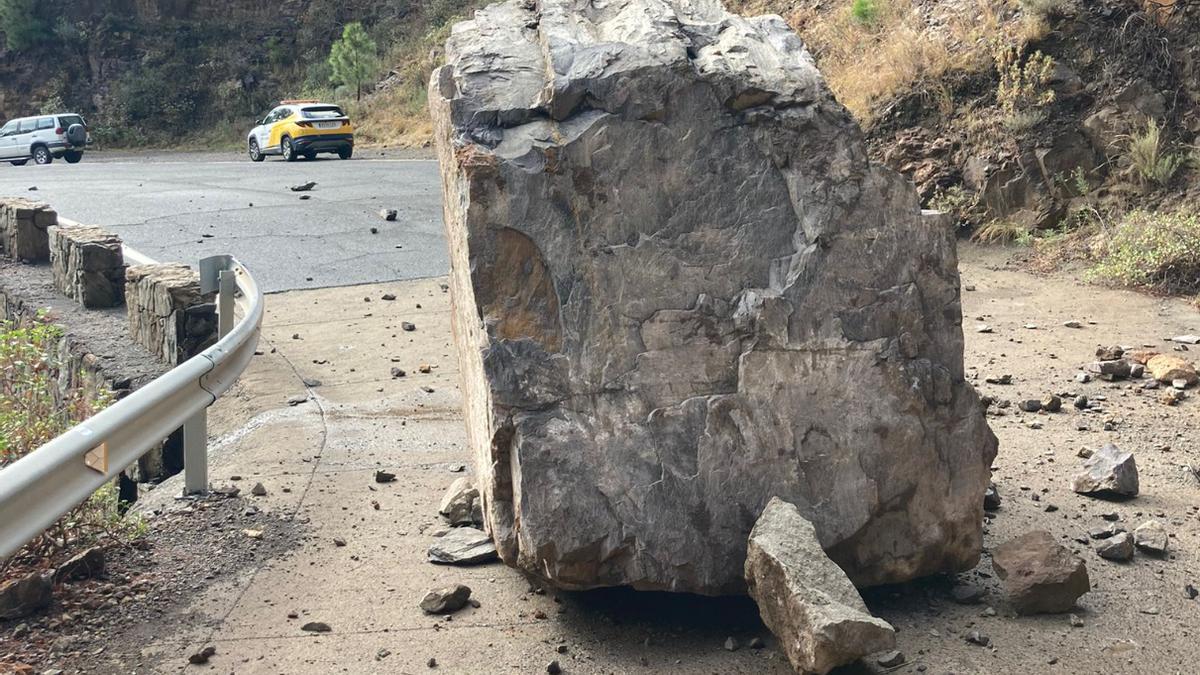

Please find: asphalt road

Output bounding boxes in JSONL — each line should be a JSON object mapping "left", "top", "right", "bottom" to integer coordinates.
{"left": 0, "top": 152, "right": 446, "bottom": 293}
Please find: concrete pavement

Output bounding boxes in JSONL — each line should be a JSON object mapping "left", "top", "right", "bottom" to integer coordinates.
{"left": 0, "top": 154, "right": 445, "bottom": 292}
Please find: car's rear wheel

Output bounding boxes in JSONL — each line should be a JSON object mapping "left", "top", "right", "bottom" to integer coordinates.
{"left": 338, "top": 147, "right": 353, "bottom": 160}
{"left": 32, "top": 146, "right": 52, "bottom": 165}
{"left": 281, "top": 136, "right": 297, "bottom": 162}
{"left": 64, "top": 151, "right": 83, "bottom": 164}
{"left": 10, "top": 159, "right": 28, "bottom": 166}
{"left": 248, "top": 139, "right": 264, "bottom": 162}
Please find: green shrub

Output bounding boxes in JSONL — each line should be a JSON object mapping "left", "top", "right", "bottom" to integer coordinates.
{"left": 1088, "top": 210, "right": 1200, "bottom": 295}
{"left": 995, "top": 46, "right": 1055, "bottom": 132}
{"left": 329, "top": 22, "right": 378, "bottom": 101}
{"left": 850, "top": 0, "right": 882, "bottom": 25}
{"left": 0, "top": 0, "right": 48, "bottom": 51}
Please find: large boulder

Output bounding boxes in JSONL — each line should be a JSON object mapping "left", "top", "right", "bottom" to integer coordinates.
{"left": 745, "top": 498, "right": 895, "bottom": 674}
{"left": 429, "top": 0, "right": 997, "bottom": 593}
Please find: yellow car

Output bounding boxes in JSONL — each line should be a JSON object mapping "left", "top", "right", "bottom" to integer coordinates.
{"left": 247, "top": 100, "right": 354, "bottom": 161}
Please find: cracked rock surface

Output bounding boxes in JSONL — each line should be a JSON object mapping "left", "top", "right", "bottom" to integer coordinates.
{"left": 430, "top": 0, "right": 997, "bottom": 593}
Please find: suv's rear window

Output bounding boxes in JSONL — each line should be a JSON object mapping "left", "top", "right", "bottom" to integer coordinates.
{"left": 57, "top": 115, "right": 85, "bottom": 128}
{"left": 300, "top": 106, "right": 345, "bottom": 120}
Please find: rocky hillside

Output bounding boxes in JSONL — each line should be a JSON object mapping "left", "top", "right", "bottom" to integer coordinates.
{"left": 0, "top": 0, "right": 475, "bottom": 146}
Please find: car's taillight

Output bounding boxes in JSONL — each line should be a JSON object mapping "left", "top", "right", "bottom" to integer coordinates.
{"left": 55, "top": 127, "right": 64, "bottom": 134}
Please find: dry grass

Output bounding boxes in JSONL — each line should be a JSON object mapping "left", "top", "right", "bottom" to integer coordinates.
{"left": 971, "top": 219, "right": 1032, "bottom": 243}
{"left": 775, "top": 0, "right": 1030, "bottom": 127}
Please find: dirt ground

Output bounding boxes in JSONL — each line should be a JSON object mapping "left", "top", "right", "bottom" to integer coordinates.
{"left": 3, "top": 243, "right": 1199, "bottom": 674}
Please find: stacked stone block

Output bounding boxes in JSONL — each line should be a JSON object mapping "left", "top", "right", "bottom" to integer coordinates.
{"left": 125, "top": 263, "right": 218, "bottom": 366}
{"left": 0, "top": 198, "right": 54, "bottom": 262}
{"left": 50, "top": 225, "right": 126, "bottom": 308}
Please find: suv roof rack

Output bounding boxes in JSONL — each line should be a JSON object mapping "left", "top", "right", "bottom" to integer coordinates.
{"left": 279, "top": 99, "right": 321, "bottom": 105}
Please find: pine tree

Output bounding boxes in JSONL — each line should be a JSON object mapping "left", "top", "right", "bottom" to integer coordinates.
{"left": 0, "top": 0, "right": 48, "bottom": 51}
{"left": 328, "top": 22, "right": 377, "bottom": 101}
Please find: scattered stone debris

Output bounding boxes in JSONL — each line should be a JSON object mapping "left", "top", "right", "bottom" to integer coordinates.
{"left": 1133, "top": 521, "right": 1168, "bottom": 555}
{"left": 876, "top": 650, "right": 906, "bottom": 667}
{"left": 952, "top": 583, "right": 986, "bottom": 605}
{"left": 1072, "top": 444, "right": 1139, "bottom": 497}
{"left": 428, "top": 527, "right": 498, "bottom": 565}
{"left": 1070, "top": 614, "right": 1085, "bottom": 628}
{"left": 1019, "top": 399, "right": 1041, "bottom": 413}
{"left": 965, "top": 630, "right": 991, "bottom": 647}
{"left": 301, "top": 621, "right": 332, "bottom": 633}
{"left": 375, "top": 470, "right": 397, "bottom": 483}
{"left": 420, "top": 584, "right": 472, "bottom": 614}
{"left": 992, "top": 530, "right": 1090, "bottom": 614}
{"left": 986, "top": 374, "right": 1013, "bottom": 385}
{"left": 287, "top": 394, "right": 308, "bottom": 406}
{"left": 1170, "top": 335, "right": 1200, "bottom": 345}
{"left": 188, "top": 646, "right": 217, "bottom": 665}
{"left": 380, "top": 208, "right": 398, "bottom": 221}
{"left": 391, "top": 367, "right": 407, "bottom": 378}
{"left": 251, "top": 482, "right": 267, "bottom": 496}
{"left": 289, "top": 181, "right": 317, "bottom": 192}
{"left": 1096, "top": 532, "right": 1135, "bottom": 562}
{"left": 723, "top": 636, "right": 740, "bottom": 652}
{"left": 745, "top": 499, "right": 895, "bottom": 674}
{"left": 381, "top": 293, "right": 397, "bottom": 301}
{"left": 401, "top": 321, "right": 416, "bottom": 331}
{"left": 1041, "top": 394, "right": 1062, "bottom": 412}
{"left": 546, "top": 661, "right": 562, "bottom": 675}
{"left": 1063, "top": 320, "right": 1083, "bottom": 328}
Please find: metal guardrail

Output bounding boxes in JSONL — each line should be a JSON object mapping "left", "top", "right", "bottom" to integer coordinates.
{"left": 0, "top": 255, "right": 263, "bottom": 559}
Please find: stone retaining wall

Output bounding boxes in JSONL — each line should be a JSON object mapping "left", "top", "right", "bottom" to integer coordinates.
{"left": 0, "top": 198, "right": 54, "bottom": 263}
{"left": 50, "top": 225, "right": 126, "bottom": 309}
{"left": 125, "top": 264, "right": 217, "bottom": 366}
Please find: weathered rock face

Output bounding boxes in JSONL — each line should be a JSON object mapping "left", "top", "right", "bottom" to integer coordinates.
{"left": 745, "top": 498, "right": 895, "bottom": 674}
{"left": 430, "top": 0, "right": 997, "bottom": 593}
{"left": 125, "top": 263, "right": 217, "bottom": 366}
{"left": 50, "top": 225, "right": 126, "bottom": 308}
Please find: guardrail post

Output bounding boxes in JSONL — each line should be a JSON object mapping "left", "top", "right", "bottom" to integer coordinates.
{"left": 183, "top": 408, "right": 207, "bottom": 495}
{"left": 218, "top": 270, "right": 236, "bottom": 338}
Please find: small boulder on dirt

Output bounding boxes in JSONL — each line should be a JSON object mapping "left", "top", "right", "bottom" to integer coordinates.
{"left": 1096, "top": 532, "right": 1135, "bottom": 561}
{"left": 428, "top": 527, "right": 498, "bottom": 565}
{"left": 1072, "top": 443, "right": 1138, "bottom": 497}
{"left": 992, "top": 530, "right": 1090, "bottom": 614}
{"left": 289, "top": 181, "right": 317, "bottom": 192}
{"left": 380, "top": 208, "right": 398, "bottom": 221}
{"left": 420, "top": 583, "right": 472, "bottom": 614}
{"left": 1133, "top": 520, "right": 1168, "bottom": 555}
{"left": 983, "top": 482, "right": 1002, "bottom": 511}
{"left": 53, "top": 546, "right": 105, "bottom": 583}
{"left": 0, "top": 571, "right": 52, "bottom": 620}
{"left": 1089, "top": 360, "right": 1132, "bottom": 380}
{"left": 744, "top": 498, "right": 895, "bottom": 675}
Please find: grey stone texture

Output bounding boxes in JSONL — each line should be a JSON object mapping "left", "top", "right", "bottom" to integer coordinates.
{"left": 125, "top": 263, "right": 217, "bottom": 366}
{"left": 0, "top": 198, "right": 54, "bottom": 263}
{"left": 430, "top": 0, "right": 997, "bottom": 593}
{"left": 745, "top": 498, "right": 896, "bottom": 674}
{"left": 50, "top": 224, "right": 126, "bottom": 308}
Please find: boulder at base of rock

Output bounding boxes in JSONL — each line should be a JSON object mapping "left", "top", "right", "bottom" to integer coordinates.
{"left": 420, "top": 584, "right": 472, "bottom": 614}
{"left": 429, "top": 0, "right": 997, "bottom": 594}
{"left": 1146, "top": 354, "right": 1198, "bottom": 386}
{"left": 745, "top": 499, "right": 895, "bottom": 674}
{"left": 428, "top": 527, "right": 498, "bottom": 565}
{"left": 438, "top": 477, "right": 483, "bottom": 527}
{"left": 1133, "top": 520, "right": 1168, "bottom": 554}
{"left": 1072, "top": 444, "right": 1138, "bottom": 497}
{"left": 0, "top": 572, "right": 52, "bottom": 620}
{"left": 992, "top": 531, "right": 1090, "bottom": 614}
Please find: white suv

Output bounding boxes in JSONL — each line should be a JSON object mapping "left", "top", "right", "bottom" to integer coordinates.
{"left": 0, "top": 114, "right": 89, "bottom": 166}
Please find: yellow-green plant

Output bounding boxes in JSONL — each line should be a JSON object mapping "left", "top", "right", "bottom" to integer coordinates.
{"left": 995, "top": 46, "right": 1055, "bottom": 129}
{"left": 1122, "top": 119, "right": 1185, "bottom": 187}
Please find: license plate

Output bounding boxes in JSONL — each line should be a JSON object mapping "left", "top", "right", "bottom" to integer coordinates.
{"left": 315, "top": 121, "right": 341, "bottom": 130}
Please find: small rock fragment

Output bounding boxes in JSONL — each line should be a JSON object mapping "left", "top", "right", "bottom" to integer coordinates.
{"left": 0, "top": 572, "right": 52, "bottom": 620}
{"left": 951, "top": 583, "right": 985, "bottom": 605}
{"left": 251, "top": 482, "right": 267, "bottom": 496}
{"left": 876, "top": 650, "right": 905, "bottom": 668}
{"left": 1041, "top": 395, "right": 1062, "bottom": 412}
{"left": 983, "top": 483, "right": 1002, "bottom": 511}
{"left": 391, "top": 367, "right": 407, "bottom": 378}
{"left": 965, "top": 631, "right": 990, "bottom": 647}
{"left": 289, "top": 181, "right": 317, "bottom": 192}
{"left": 546, "top": 661, "right": 562, "bottom": 675}
{"left": 1019, "top": 399, "right": 1042, "bottom": 413}
{"left": 439, "top": 477, "right": 483, "bottom": 527}
{"left": 188, "top": 646, "right": 217, "bottom": 665}
{"left": 380, "top": 208, "right": 398, "bottom": 221}
{"left": 301, "top": 621, "right": 332, "bottom": 632}
{"left": 723, "top": 637, "right": 739, "bottom": 652}
{"left": 381, "top": 293, "right": 397, "bottom": 301}
{"left": 1096, "top": 532, "right": 1134, "bottom": 561}
{"left": 1070, "top": 614, "right": 1084, "bottom": 628}
{"left": 420, "top": 584, "right": 472, "bottom": 614}
{"left": 1132, "top": 520, "right": 1168, "bottom": 554}
{"left": 992, "top": 530, "right": 1090, "bottom": 614}
{"left": 54, "top": 547, "right": 105, "bottom": 583}
{"left": 402, "top": 321, "right": 416, "bottom": 332}
{"left": 375, "top": 470, "right": 397, "bottom": 483}
{"left": 1072, "top": 444, "right": 1138, "bottom": 497}
{"left": 1147, "top": 354, "right": 1197, "bottom": 386}
{"left": 428, "top": 527, "right": 498, "bottom": 565}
